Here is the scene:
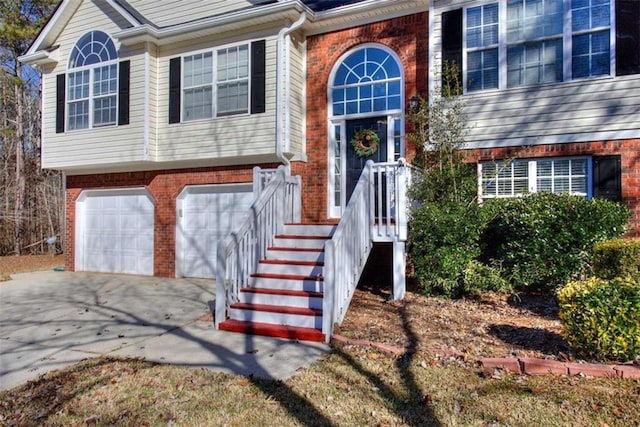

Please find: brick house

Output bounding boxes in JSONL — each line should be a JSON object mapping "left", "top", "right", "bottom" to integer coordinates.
{"left": 21, "top": 0, "right": 640, "bottom": 341}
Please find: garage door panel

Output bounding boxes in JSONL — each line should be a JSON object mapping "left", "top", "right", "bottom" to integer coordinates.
{"left": 177, "top": 186, "right": 253, "bottom": 279}
{"left": 76, "top": 190, "right": 154, "bottom": 276}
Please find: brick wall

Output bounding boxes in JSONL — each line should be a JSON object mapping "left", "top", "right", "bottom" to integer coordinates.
{"left": 65, "top": 164, "right": 278, "bottom": 276}
{"left": 464, "top": 139, "right": 640, "bottom": 235}
{"left": 295, "top": 12, "right": 429, "bottom": 223}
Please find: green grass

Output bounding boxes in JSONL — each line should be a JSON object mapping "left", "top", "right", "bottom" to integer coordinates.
{"left": 1, "top": 345, "right": 639, "bottom": 426}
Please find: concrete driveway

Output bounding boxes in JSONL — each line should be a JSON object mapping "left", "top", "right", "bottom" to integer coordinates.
{"left": 0, "top": 271, "right": 328, "bottom": 390}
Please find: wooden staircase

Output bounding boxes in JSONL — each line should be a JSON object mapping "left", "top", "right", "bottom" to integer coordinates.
{"left": 218, "top": 223, "right": 335, "bottom": 342}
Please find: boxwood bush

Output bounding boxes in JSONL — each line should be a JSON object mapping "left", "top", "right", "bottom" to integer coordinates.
{"left": 593, "top": 238, "right": 640, "bottom": 280}
{"left": 558, "top": 276, "right": 640, "bottom": 361}
{"left": 481, "top": 193, "right": 630, "bottom": 291}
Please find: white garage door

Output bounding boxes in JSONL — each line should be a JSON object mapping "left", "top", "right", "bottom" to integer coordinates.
{"left": 176, "top": 184, "right": 253, "bottom": 278}
{"left": 75, "top": 189, "right": 154, "bottom": 275}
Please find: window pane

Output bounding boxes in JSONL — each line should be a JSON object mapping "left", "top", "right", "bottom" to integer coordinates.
{"left": 93, "top": 95, "right": 117, "bottom": 126}
{"left": 217, "top": 81, "right": 248, "bottom": 115}
{"left": 572, "top": 30, "right": 610, "bottom": 78}
{"left": 467, "top": 48, "right": 498, "bottom": 91}
{"left": 68, "top": 100, "right": 89, "bottom": 130}
{"left": 184, "top": 87, "right": 213, "bottom": 120}
{"left": 507, "top": 39, "right": 562, "bottom": 87}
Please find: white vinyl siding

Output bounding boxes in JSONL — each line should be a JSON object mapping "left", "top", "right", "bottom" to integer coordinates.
{"left": 156, "top": 35, "right": 279, "bottom": 163}
{"left": 40, "top": 0, "right": 146, "bottom": 171}
{"left": 432, "top": 0, "right": 640, "bottom": 148}
{"left": 480, "top": 157, "right": 589, "bottom": 198}
{"left": 286, "top": 30, "right": 306, "bottom": 158}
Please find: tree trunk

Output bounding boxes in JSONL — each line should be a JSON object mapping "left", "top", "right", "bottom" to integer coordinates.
{"left": 13, "top": 63, "right": 25, "bottom": 255}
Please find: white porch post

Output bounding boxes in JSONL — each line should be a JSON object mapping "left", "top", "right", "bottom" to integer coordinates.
{"left": 393, "top": 240, "right": 406, "bottom": 300}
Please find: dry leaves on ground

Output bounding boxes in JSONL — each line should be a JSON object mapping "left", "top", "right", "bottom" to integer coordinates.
{"left": 336, "top": 285, "right": 574, "bottom": 362}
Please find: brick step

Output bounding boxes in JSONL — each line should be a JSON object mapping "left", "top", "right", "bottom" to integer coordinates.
{"left": 218, "top": 319, "right": 325, "bottom": 342}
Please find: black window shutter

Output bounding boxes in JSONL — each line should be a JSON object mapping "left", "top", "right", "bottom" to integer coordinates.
{"left": 616, "top": 0, "right": 640, "bottom": 76}
{"left": 593, "top": 155, "right": 622, "bottom": 201}
{"left": 251, "top": 39, "right": 266, "bottom": 114}
{"left": 441, "top": 9, "right": 463, "bottom": 95}
{"left": 169, "top": 57, "right": 181, "bottom": 123}
{"left": 56, "top": 74, "right": 65, "bottom": 133}
{"left": 118, "top": 60, "right": 130, "bottom": 125}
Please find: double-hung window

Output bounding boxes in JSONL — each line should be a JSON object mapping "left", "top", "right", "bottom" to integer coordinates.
{"left": 480, "top": 157, "right": 589, "bottom": 198}
{"left": 67, "top": 31, "right": 119, "bottom": 130}
{"left": 182, "top": 44, "right": 249, "bottom": 121}
{"left": 466, "top": 4, "right": 499, "bottom": 91}
{"left": 457, "top": 0, "right": 615, "bottom": 92}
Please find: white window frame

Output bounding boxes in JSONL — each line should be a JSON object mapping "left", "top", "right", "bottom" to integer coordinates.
{"left": 66, "top": 31, "right": 119, "bottom": 131}
{"left": 181, "top": 42, "right": 251, "bottom": 122}
{"left": 478, "top": 156, "right": 593, "bottom": 200}
{"left": 461, "top": 0, "right": 614, "bottom": 93}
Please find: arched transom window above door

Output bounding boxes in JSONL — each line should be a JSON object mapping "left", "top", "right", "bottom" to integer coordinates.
{"left": 330, "top": 46, "right": 402, "bottom": 117}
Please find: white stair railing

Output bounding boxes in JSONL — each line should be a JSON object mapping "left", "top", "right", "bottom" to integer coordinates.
{"left": 216, "top": 165, "right": 301, "bottom": 327}
{"left": 370, "top": 158, "right": 410, "bottom": 241}
{"left": 323, "top": 158, "right": 411, "bottom": 342}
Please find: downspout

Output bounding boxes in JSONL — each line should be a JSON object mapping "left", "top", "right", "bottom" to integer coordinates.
{"left": 276, "top": 12, "right": 307, "bottom": 166}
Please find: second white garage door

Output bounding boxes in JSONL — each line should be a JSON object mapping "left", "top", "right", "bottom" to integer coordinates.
{"left": 176, "top": 184, "right": 253, "bottom": 278}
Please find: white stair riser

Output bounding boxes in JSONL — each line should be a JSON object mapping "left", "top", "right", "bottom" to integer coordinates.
{"left": 228, "top": 308, "right": 322, "bottom": 329}
{"left": 273, "top": 237, "right": 328, "bottom": 249}
{"left": 249, "top": 277, "right": 324, "bottom": 292}
{"left": 257, "top": 263, "right": 324, "bottom": 276}
{"left": 282, "top": 224, "right": 336, "bottom": 236}
{"left": 238, "top": 292, "right": 323, "bottom": 309}
{"left": 266, "top": 250, "right": 325, "bottom": 263}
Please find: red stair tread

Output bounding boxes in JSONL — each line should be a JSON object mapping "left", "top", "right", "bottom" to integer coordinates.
{"left": 275, "top": 234, "right": 331, "bottom": 240}
{"left": 251, "top": 273, "right": 324, "bottom": 281}
{"left": 260, "top": 259, "right": 324, "bottom": 267}
{"left": 219, "top": 319, "right": 325, "bottom": 342}
{"left": 268, "top": 246, "right": 324, "bottom": 252}
{"left": 230, "top": 302, "right": 322, "bottom": 316}
{"left": 240, "top": 287, "right": 323, "bottom": 298}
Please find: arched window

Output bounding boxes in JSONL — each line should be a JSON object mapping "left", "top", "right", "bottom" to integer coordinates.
{"left": 330, "top": 46, "right": 402, "bottom": 116}
{"left": 67, "top": 31, "right": 119, "bottom": 130}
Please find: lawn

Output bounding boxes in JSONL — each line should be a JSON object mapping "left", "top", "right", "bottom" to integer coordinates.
{"left": 1, "top": 257, "right": 639, "bottom": 426}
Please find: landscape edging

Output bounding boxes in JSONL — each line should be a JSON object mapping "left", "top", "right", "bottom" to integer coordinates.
{"left": 330, "top": 334, "right": 640, "bottom": 379}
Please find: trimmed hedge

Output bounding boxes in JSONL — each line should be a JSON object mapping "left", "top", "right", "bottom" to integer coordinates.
{"left": 481, "top": 193, "right": 630, "bottom": 291}
{"left": 558, "top": 276, "right": 640, "bottom": 361}
{"left": 593, "top": 239, "right": 640, "bottom": 280}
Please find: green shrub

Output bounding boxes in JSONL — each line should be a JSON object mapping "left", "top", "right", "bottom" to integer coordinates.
{"left": 409, "top": 200, "right": 486, "bottom": 298}
{"left": 462, "top": 260, "right": 512, "bottom": 296}
{"left": 481, "top": 193, "right": 630, "bottom": 291}
{"left": 558, "top": 276, "right": 640, "bottom": 361}
{"left": 593, "top": 239, "right": 640, "bottom": 280}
